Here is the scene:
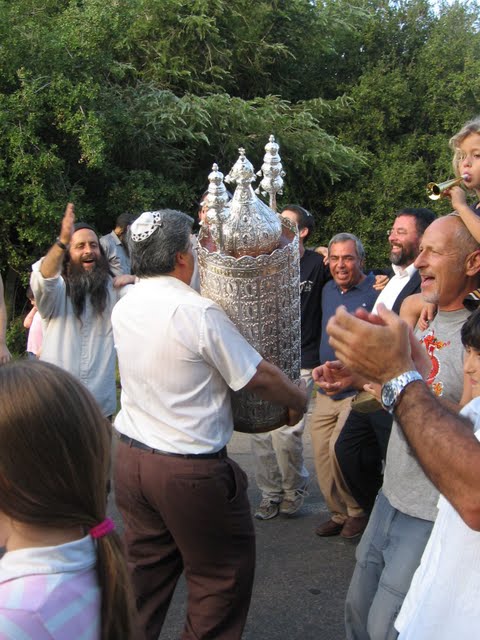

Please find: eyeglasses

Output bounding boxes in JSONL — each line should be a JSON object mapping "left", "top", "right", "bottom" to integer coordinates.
{"left": 387, "top": 228, "right": 408, "bottom": 236}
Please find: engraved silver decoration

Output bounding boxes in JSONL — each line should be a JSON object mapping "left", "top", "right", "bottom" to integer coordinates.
{"left": 255, "top": 134, "right": 286, "bottom": 212}
{"left": 223, "top": 148, "right": 282, "bottom": 257}
{"left": 198, "top": 145, "right": 301, "bottom": 433}
{"left": 205, "top": 163, "right": 230, "bottom": 252}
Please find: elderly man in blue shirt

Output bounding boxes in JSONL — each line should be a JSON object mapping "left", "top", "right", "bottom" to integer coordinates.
{"left": 310, "top": 233, "right": 379, "bottom": 540}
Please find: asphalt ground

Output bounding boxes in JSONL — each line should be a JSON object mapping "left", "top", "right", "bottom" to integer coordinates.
{"left": 109, "top": 398, "right": 358, "bottom": 640}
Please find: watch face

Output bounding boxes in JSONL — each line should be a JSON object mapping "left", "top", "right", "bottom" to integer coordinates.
{"left": 382, "top": 383, "right": 396, "bottom": 409}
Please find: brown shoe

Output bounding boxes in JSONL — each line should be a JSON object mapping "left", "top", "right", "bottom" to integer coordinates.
{"left": 340, "top": 515, "right": 369, "bottom": 539}
{"left": 315, "top": 518, "right": 344, "bottom": 537}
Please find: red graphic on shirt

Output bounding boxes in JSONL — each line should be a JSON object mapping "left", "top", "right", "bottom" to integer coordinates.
{"left": 420, "top": 330, "right": 450, "bottom": 396}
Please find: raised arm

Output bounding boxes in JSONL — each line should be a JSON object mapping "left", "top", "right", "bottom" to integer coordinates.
{"left": 40, "top": 203, "right": 75, "bottom": 278}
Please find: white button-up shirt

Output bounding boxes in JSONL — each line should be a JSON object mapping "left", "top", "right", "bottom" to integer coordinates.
{"left": 31, "top": 260, "right": 129, "bottom": 416}
{"left": 372, "top": 262, "right": 417, "bottom": 314}
{"left": 113, "top": 276, "right": 262, "bottom": 454}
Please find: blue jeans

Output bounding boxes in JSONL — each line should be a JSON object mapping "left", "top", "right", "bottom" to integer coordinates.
{"left": 345, "top": 491, "right": 433, "bottom": 640}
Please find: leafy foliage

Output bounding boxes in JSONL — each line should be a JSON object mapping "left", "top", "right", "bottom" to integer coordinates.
{"left": 0, "top": 0, "right": 480, "bottom": 315}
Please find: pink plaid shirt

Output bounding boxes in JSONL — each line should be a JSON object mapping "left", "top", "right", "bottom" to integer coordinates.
{"left": 0, "top": 535, "right": 100, "bottom": 639}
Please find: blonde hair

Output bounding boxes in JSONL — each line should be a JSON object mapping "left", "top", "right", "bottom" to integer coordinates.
{"left": 449, "top": 116, "right": 480, "bottom": 176}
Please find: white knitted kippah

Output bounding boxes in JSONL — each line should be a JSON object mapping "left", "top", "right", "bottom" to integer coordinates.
{"left": 130, "top": 211, "right": 163, "bottom": 242}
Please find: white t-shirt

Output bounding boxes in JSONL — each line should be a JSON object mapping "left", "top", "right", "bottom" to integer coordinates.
{"left": 395, "top": 396, "right": 480, "bottom": 639}
{"left": 113, "top": 275, "right": 262, "bottom": 454}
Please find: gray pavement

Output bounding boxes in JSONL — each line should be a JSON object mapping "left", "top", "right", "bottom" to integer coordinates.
{"left": 110, "top": 405, "right": 357, "bottom": 639}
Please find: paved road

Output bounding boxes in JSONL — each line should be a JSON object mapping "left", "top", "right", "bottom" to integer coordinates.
{"left": 110, "top": 404, "right": 357, "bottom": 639}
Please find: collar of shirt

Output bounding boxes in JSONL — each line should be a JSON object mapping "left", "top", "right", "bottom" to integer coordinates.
{"left": 110, "top": 230, "right": 122, "bottom": 246}
{"left": 332, "top": 273, "right": 374, "bottom": 295}
{"left": 391, "top": 262, "right": 417, "bottom": 279}
{"left": 0, "top": 535, "right": 96, "bottom": 583}
{"left": 135, "top": 273, "right": 193, "bottom": 294}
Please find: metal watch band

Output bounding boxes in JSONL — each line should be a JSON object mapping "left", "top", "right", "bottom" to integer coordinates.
{"left": 381, "top": 370, "right": 423, "bottom": 414}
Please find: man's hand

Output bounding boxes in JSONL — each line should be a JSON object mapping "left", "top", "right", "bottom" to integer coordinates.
{"left": 327, "top": 303, "right": 415, "bottom": 384}
{"left": 315, "top": 246, "right": 328, "bottom": 265}
{"left": 59, "top": 203, "right": 75, "bottom": 246}
{"left": 113, "top": 274, "right": 135, "bottom": 288}
{"left": 374, "top": 274, "right": 389, "bottom": 291}
{"left": 0, "top": 343, "right": 11, "bottom": 365}
{"left": 286, "top": 378, "right": 307, "bottom": 425}
{"left": 41, "top": 203, "right": 76, "bottom": 279}
{"left": 244, "top": 359, "right": 308, "bottom": 421}
{"left": 363, "top": 382, "right": 381, "bottom": 402}
{"left": 312, "top": 360, "right": 356, "bottom": 396}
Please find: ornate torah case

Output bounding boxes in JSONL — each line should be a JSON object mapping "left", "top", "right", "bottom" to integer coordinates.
{"left": 198, "top": 140, "right": 301, "bottom": 433}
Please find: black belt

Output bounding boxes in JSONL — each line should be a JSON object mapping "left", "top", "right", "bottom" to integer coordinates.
{"left": 117, "top": 433, "right": 227, "bottom": 459}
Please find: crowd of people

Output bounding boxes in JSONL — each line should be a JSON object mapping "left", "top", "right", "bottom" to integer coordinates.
{"left": 1, "top": 117, "right": 480, "bottom": 639}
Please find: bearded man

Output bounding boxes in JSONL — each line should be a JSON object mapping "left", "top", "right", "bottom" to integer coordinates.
{"left": 30, "top": 203, "right": 132, "bottom": 418}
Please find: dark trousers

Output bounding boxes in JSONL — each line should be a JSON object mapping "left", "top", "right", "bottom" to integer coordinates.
{"left": 114, "top": 440, "right": 256, "bottom": 640}
{"left": 334, "top": 409, "right": 393, "bottom": 513}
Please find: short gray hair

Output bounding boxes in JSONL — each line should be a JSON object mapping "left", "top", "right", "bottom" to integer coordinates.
{"left": 328, "top": 233, "right": 365, "bottom": 261}
{"left": 129, "top": 209, "right": 193, "bottom": 277}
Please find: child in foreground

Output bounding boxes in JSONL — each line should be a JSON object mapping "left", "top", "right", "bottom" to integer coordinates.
{"left": 0, "top": 360, "right": 134, "bottom": 639}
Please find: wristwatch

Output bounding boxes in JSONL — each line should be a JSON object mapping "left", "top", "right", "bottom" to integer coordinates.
{"left": 381, "top": 370, "right": 423, "bottom": 414}
{"left": 55, "top": 237, "right": 70, "bottom": 251}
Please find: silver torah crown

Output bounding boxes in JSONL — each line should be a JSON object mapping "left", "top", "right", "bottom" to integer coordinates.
{"left": 205, "top": 163, "right": 230, "bottom": 252}
{"left": 255, "top": 135, "right": 286, "bottom": 212}
{"left": 223, "top": 148, "right": 282, "bottom": 258}
{"left": 198, "top": 142, "right": 301, "bottom": 433}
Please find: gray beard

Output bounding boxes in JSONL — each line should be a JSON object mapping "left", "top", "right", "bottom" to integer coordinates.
{"left": 390, "top": 247, "right": 416, "bottom": 267}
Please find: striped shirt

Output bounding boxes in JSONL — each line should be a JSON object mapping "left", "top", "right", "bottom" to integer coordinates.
{"left": 0, "top": 536, "right": 100, "bottom": 639}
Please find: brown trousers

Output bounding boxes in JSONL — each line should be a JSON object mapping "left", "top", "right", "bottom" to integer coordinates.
{"left": 114, "top": 441, "right": 256, "bottom": 640}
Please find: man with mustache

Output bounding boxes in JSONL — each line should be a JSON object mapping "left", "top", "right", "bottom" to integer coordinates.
{"left": 30, "top": 203, "right": 131, "bottom": 418}
{"left": 333, "top": 209, "right": 435, "bottom": 520}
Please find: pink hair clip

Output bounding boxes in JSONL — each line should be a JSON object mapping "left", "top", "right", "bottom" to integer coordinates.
{"left": 90, "top": 517, "right": 115, "bottom": 539}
